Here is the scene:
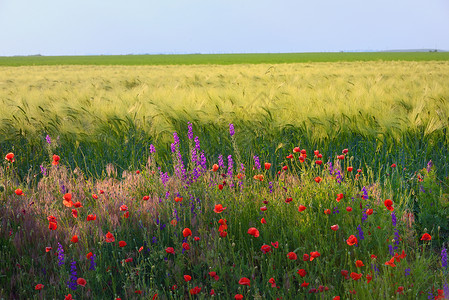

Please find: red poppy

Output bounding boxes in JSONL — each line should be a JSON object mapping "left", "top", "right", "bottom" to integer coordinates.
{"left": 248, "top": 227, "right": 260, "bottom": 237}
{"left": 210, "top": 289, "right": 215, "bottom": 295}
{"left": 261, "top": 217, "right": 267, "bottom": 224}
{"left": 355, "top": 260, "right": 364, "bottom": 267}
{"left": 384, "top": 199, "right": 393, "bottom": 207}
{"left": 125, "top": 257, "right": 133, "bottom": 263}
{"left": 420, "top": 233, "right": 431, "bottom": 241}
{"left": 184, "top": 275, "right": 192, "bottom": 282}
{"left": 366, "top": 274, "right": 372, "bottom": 283}
{"left": 99, "top": 190, "right": 104, "bottom": 194}
{"left": 299, "top": 156, "right": 305, "bottom": 163}
{"left": 135, "top": 290, "right": 142, "bottom": 294}
{"left": 314, "top": 177, "right": 322, "bottom": 183}
{"left": 214, "top": 204, "right": 227, "bottom": 213}
{"left": 260, "top": 206, "right": 267, "bottom": 211}
{"left": 268, "top": 277, "right": 276, "bottom": 288}
{"left": 212, "top": 164, "right": 219, "bottom": 172}
{"left": 331, "top": 225, "right": 339, "bottom": 231}
{"left": 63, "top": 193, "right": 74, "bottom": 207}
{"left": 119, "top": 241, "right": 126, "bottom": 247}
{"left": 342, "top": 149, "right": 349, "bottom": 154}
{"left": 182, "top": 243, "right": 190, "bottom": 250}
{"left": 218, "top": 184, "right": 223, "bottom": 190}
{"left": 261, "top": 244, "right": 271, "bottom": 254}
{"left": 235, "top": 294, "right": 243, "bottom": 300}
{"left": 336, "top": 193, "right": 344, "bottom": 202}
{"left": 74, "top": 202, "right": 82, "bottom": 208}
{"left": 315, "top": 160, "right": 322, "bottom": 165}
{"left": 105, "top": 232, "right": 115, "bottom": 243}
{"left": 346, "top": 206, "right": 353, "bottom": 212}
{"left": 143, "top": 195, "right": 150, "bottom": 201}
{"left": 271, "top": 241, "right": 279, "bottom": 248}
{"left": 285, "top": 197, "right": 293, "bottom": 203}
{"left": 239, "top": 277, "right": 251, "bottom": 286}
{"left": 123, "top": 211, "right": 129, "bottom": 218}
{"left": 183, "top": 228, "right": 192, "bottom": 237}
{"left": 287, "top": 252, "right": 297, "bottom": 260}
{"left": 52, "top": 154, "right": 60, "bottom": 165}
{"left": 385, "top": 257, "right": 396, "bottom": 267}
{"left": 324, "top": 209, "right": 331, "bottom": 215}
{"left": 350, "top": 272, "right": 362, "bottom": 280}
{"left": 35, "top": 284, "right": 44, "bottom": 290}
{"left": 303, "top": 253, "right": 310, "bottom": 261}
{"left": 71, "top": 235, "right": 79, "bottom": 243}
{"left": 92, "top": 194, "right": 98, "bottom": 199}
{"left": 301, "top": 281, "right": 309, "bottom": 287}
{"left": 333, "top": 297, "right": 340, "bottom": 300}
{"left": 219, "top": 231, "right": 227, "bottom": 237}
{"left": 171, "top": 219, "right": 177, "bottom": 226}
{"left": 45, "top": 247, "right": 52, "bottom": 252}
{"left": 370, "top": 254, "right": 377, "bottom": 260}
{"left": 15, "top": 189, "right": 23, "bottom": 196}
{"left": 86, "top": 252, "right": 93, "bottom": 259}
{"left": 71, "top": 209, "right": 78, "bottom": 218}
{"left": 396, "top": 286, "right": 404, "bottom": 294}
{"left": 341, "top": 270, "right": 350, "bottom": 279}
{"left": 298, "top": 205, "right": 306, "bottom": 212}
{"left": 346, "top": 235, "right": 358, "bottom": 246}
{"left": 347, "top": 167, "right": 353, "bottom": 172}
{"left": 366, "top": 209, "right": 373, "bottom": 215}
{"left": 77, "top": 278, "right": 86, "bottom": 286}
{"left": 49, "top": 221, "right": 57, "bottom": 230}
{"left": 310, "top": 251, "right": 320, "bottom": 261}
{"left": 337, "top": 155, "right": 344, "bottom": 160}
{"left": 282, "top": 165, "right": 288, "bottom": 171}
{"left": 297, "top": 269, "right": 306, "bottom": 277}
{"left": 165, "top": 247, "right": 175, "bottom": 254}
{"left": 391, "top": 163, "right": 396, "bottom": 168}
{"left": 5, "top": 152, "right": 15, "bottom": 162}
{"left": 87, "top": 214, "right": 96, "bottom": 221}
{"left": 65, "top": 294, "right": 73, "bottom": 300}
{"left": 138, "top": 246, "right": 143, "bottom": 252}
{"left": 286, "top": 154, "right": 293, "bottom": 159}
{"left": 264, "top": 162, "right": 271, "bottom": 170}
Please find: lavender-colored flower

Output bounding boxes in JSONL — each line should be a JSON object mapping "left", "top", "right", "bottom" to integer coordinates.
{"left": 404, "top": 268, "right": 411, "bottom": 277}
{"left": 229, "top": 123, "right": 235, "bottom": 136}
{"left": 393, "top": 229, "right": 400, "bottom": 249}
{"left": 388, "top": 244, "right": 394, "bottom": 256}
{"left": 149, "top": 144, "right": 156, "bottom": 153}
{"left": 428, "top": 291, "right": 433, "bottom": 299}
{"left": 227, "top": 155, "right": 233, "bottom": 178}
{"left": 152, "top": 236, "right": 157, "bottom": 244}
{"left": 442, "top": 246, "right": 447, "bottom": 269}
{"left": 89, "top": 254, "right": 96, "bottom": 271}
{"left": 336, "top": 170, "right": 342, "bottom": 184}
{"left": 200, "top": 152, "right": 207, "bottom": 170}
{"left": 357, "top": 224, "right": 365, "bottom": 241}
{"left": 57, "top": 242, "right": 65, "bottom": 265}
{"left": 218, "top": 155, "right": 225, "bottom": 168}
{"left": 391, "top": 211, "right": 397, "bottom": 227}
{"left": 170, "top": 143, "right": 176, "bottom": 153}
{"left": 371, "top": 263, "right": 380, "bottom": 275}
{"left": 253, "top": 156, "right": 261, "bottom": 169}
{"left": 45, "top": 134, "right": 51, "bottom": 144}
{"left": 187, "top": 122, "right": 193, "bottom": 140}
{"left": 361, "top": 212, "right": 368, "bottom": 224}
{"left": 67, "top": 260, "right": 77, "bottom": 290}
{"left": 361, "top": 186, "right": 369, "bottom": 200}
{"left": 269, "top": 182, "right": 273, "bottom": 194}
{"left": 328, "top": 161, "right": 334, "bottom": 175}
{"left": 333, "top": 206, "right": 340, "bottom": 214}
{"left": 443, "top": 283, "right": 449, "bottom": 300}
{"left": 40, "top": 165, "right": 47, "bottom": 176}
{"left": 173, "top": 132, "right": 180, "bottom": 146}
{"left": 426, "top": 160, "right": 433, "bottom": 173}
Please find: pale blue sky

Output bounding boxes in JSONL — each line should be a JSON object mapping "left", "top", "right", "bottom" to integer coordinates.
{"left": 1, "top": 0, "right": 448, "bottom": 56}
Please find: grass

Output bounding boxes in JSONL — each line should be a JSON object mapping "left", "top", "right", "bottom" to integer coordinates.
{"left": 0, "top": 52, "right": 449, "bottom": 66}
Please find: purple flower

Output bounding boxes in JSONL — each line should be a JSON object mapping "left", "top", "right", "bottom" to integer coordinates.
{"left": 45, "top": 134, "right": 51, "bottom": 144}
{"left": 426, "top": 160, "right": 433, "bottom": 173}
{"left": 391, "top": 212, "right": 397, "bottom": 227}
{"left": 333, "top": 206, "right": 340, "bottom": 214}
{"left": 218, "top": 155, "right": 225, "bottom": 168}
{"left": 404, "top": 268, "right": 411, "bottom": 277}
{"left": 187, "top": 122, "right": 193, "bottom": 140}
{"left": 173, "top": 132, "right": 180, "bottom": 146}
{"left": 357, "top": 224, "right": 365, "bottom": 241}
{"left": 229, "top": 123, "right": 235, "bottom": 136}
{"left": 67, "top": 260, "right": 77, "bottom": 290}
{"left": 40, "top": 165, "right": 47, "bottom": 176}
{"left": 227, "top": 155, "right": 233, "bottom": 178}
{"left": 388, "top": 244, "right": 394, "bottom": 256}
{"left": 442, "top": 246, "right": 447, "bottom": 269}
{"left": 361, "top": 186, "right": 369, "bottom": 200}
{"left": 327, "top": 161, "right": 334, "bottom": 175}
{"left": 57, "top": 242, "right": 65, "bottom": 265}
{"left": 336, "top": 170, "right": 342, "bottom": 184}
{"left": 170, "top": 143, "right": 176, "bottom": 153}
{"left": 89, "top": 254, "right": 96, "bottom": 271}
{"left": 269, "top": 182, "right": 273, "bottom": 194}
{"left": 253, "top": 156, "right": 261, "bottom": 169}
{"left": 149, "top": 144, "right": 156, "bottom": 153}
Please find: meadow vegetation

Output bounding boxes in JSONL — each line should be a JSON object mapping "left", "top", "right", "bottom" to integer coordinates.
{"left": 0, "top": 57, "right": 449, "bottom": 299}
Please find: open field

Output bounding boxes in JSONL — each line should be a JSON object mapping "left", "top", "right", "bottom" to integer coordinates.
{"left": 1, "top": 52, "right": 449, "bottom": 66}
{"left": 1, "top": 57, "right": 449, "bottom": 299}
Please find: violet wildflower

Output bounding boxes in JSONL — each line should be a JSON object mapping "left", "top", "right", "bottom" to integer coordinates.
{"left": 89, "top": 254, "right": 96, "bottom": 271}
{"left": 67, "top": 260, "right": 77, "bottom": 290}
{"left": 357, "top": 224, "right": 365, "bottom": 241}
{"left": 388, "top": 244, "right": 394, "bottom": 257}
{"left": 444, "top": 283, "right": 449, "bottom": 300}
{"left": 404, "top": 268, "right": 411, "bottom": 277}
{"left": 149, "top": 144, "right": 156, "bottom": 153}
{"left": 391, "top": 212, "right": 397, "bottom": 227}
{"left": 152, "top": 237, "right": 157, "bottom": 244}
{"left": 173, "top": 132, "right": 180, "bottom": 146}
{"left": 200, "top": 152, "right": 207, "bottom": 170}
{"left": 40, "top": 165, "right": 47, "bottom": 176}
{"left": 361, "top": 212, "right": 368, "bottom": 224}
{"left": 442, "top": 246, "right": 447, "bottom": 269}
{"left": 187, "top": 122, "right": 193, "bottom": 140}
{"left": 333, "top": 206, "right": 340, "bottom": 214}
{"left": 269, "top": 182, "right": 273, "bottom": 194}
{"left": 227, "top": 155, "right": 233, "bottom": 178}
{"left": 328, "top": 161, "right": 334, "bottom": 175}
{"left": 426, "top": 160, "right": 433, "bottom": 173}
{"left": 254, "top": 156, "right": 261, "bottom": 169}
{"left": 170, "top": 143, "right": 176, "bottom": 153}
{"left": 218, "top": 155, "right": 225, "bottom": 168}
{"left": 45, "top": 134, "right": 51, "bottom": 144}
{"left": 361, "top": 186, "right": 369, "bottom": 200}
{"left": 229, "top": 123, "right": 235, "bottom": 136}
{"left": 57, "top": 242, "right": 65, "bottom": 265}
{"left": 336, "top": 170, "right": 342, "bottom": 183}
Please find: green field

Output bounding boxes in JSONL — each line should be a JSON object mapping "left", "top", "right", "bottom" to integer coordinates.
{"left": 1, "top": 52, "right": 449, "bottom": 66}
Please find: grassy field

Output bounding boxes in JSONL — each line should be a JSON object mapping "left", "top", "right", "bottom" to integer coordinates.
{"left": 0, "top": 55, "right": 449, "bottom": 299}
{"left": 1, "top": 52, "right": 449, "bottom": 66}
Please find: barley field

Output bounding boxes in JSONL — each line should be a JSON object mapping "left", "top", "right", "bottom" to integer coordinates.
{"left": 1, "top": 55, "right": 448, "bottom": 299}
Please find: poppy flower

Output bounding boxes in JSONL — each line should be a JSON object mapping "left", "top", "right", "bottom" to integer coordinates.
{"left": 336, "top": 193, "right": 344, "bottom": 202}
{"left": 333, "top": 297, "right": 340, "bottom": 300}
{"left": 238, "top": 277, "right": 251, "bottom": 286}
{"left": 87, "top": 214, "right": 96, "bottom": 221}
{"left": 350, "top": 272, "right": 362, "bottom": 281}
{"left": 182, "top": 243, "right": 190, "bottom": 250}
{"left": 366, "top": 274, "right": 372, "bottom": 283}
{"left": 49, "top": 221, "right": 57, "bottom": 230}
{"left": 337, "top": 155, "right": 345, "bottom": 160}
{"left": 210, "top": 289, "right": 215, "bottom": 295}
{"left": 52, "top": 154, "right": 60, "bottom": 165}
{"left": 301, "top": 281, "right": 309, "bottom": 287}
{"left": 298, "top": 205, "right": 306, "bottom": 212}
{"left": 287, "top": 252, "right": 297, "bottom": 260}
{"left": 384, "top": 257, "right": 396, "bottom": 267}
{"left": 253, "top": 174, "right": 264, "bottom": 181}
{"left": 124, "top": 257, "right": 133, "bottom": 263}
{"left": 282, "top": 166, "right": 288, "bottom": 171}
{"left": 73, "top": 202, "right": 82, "bottom": 208}
{"left": 105, "top": 232, "right": 115, "bottom": 243}
{"left": 391, "top": 163, "right": 396, "bottom": 168}
{"left": 138, "top": 246, "right": 143, "bottom": 252}
{"left": 63, "top": 193, "right": 74, "bottom": 207}
{"left": 341, "top": 270, "right": 349, "bottom": 279}
{"left": 268, "top": 277, "right": 276, "bottom": 288}
{"left": 261, "top": 217, "right": 267, "bottom": 224}
{"left": 45, "top": 247, "right": 52, "bottom": 252}
{"left": 92, "top": 194, "right": 98, "bottom": 199}
{"left": 396, "top": 286, "right": 404, "bottom": 294}
{"left": 271, "top": 241, "right": 279, "bottom": 248}
{"left": 86, "top": 252, "right": 93, "bottom": 259}
{"left": 184, "top": 275, "right": 192, "bottom": 282}
{"left": 212, "top": 164, "right": 219, "bottom": 172}
{"left": 171, "top": 219, "right": 177, "bottom": 226}
{"left": 324, "top": 209, "right": 331, "bottom": 215}
{"left": 119, "top": 241, "right": 126, "bottom": 247}
{"left": 264, "top": 163, "right": 271, "bottom": 170}
{"left": 347, "top": 167, "right": 353, "bottom": 172}
{"left": 143, "top": 195, "right": 150, "bottom": 201}
{"left": 297, "top": 269, "right": 306, "bottom": 277}
{"left": 420, "top": 233, "right": 431, "bottom": 241}
{"left": 183, "top": 228, "right": 192, "bottom": 237}
{"left": 235, "top": 294, "right": 243, "bottom": 300}
{"left": 342, "top": 149, "right": 349, "bottom": 154}
{"left": 366, "top": 209, "right": 373, "bottom": 215}
{"left": 71, "top": 209, "right": 78, "bottom": 218}
{"left": 260, "top": 206, "right": 267, "bottom": 211}
{"left": 99, "top": 190, "right": 104, "bottom": 194}
{"left": 35, "top": 284, "right": 44, "bottom": 290}
{"left": 248, "top": 227, "right": 260, "bottom": 237}
{"left": 331, "top": 225, "right": 339, "bottom": 231}
{"left": 370, "top": 254, "right": 377, "bottom": 260}
{"left": 314, "top": 177, "right": 322, "bottom": 183}
{"left": 299, "top": 156, "right": 305, "bottom": 163}
{"left": 5, "top": 152, "right": 14, "bottom": 162}
{"left": 65, "top": 294, "right": 73, "bottom": 300}
{"left": 384, "top": 199, "right": 393, "bottom": 207}
{"left": 346, "top": 235, "right": 358, "bottom": 246}
{"left": 77, "top": 278, "right": 86, "bottom": 286}
{"left": 310, "top": 251, "right": 320, "bottom": 261}
{"left": 15, "top": 189, "right": 23, "bottom": 196}
{"left": 261, "top": 244, "right": 271, "bottom": 254}
{"left": 315, "top": 160, "right": 322, "bottom": 165}
{"left": 135, "top": 290, "right": 142, "bottom": 294}
{"left": 214, "top": 204, "right": 227, "bottom": 213}
{"left": 219, "top": 231, "right": 228, "bottom": 237}
{"left": 165, "top": 247, "right": 175, "bottom": 254}
{"left": 285, "top": 197, "right": 293, "bottom": 203}
{"left": 71, "top": 235, "right": 79, "bottom": 243}
{"left": 303, "top": 253, "right": 310, "bottom": 261}
{"left": 286, "top": 154, "right": 293, "bottom": 159}
{"left": 355, "top": 260, "right": 364, "bottom": 267}
{"left": 218, "top": 184, "right": 223, "bottom": 190}
{"left": 346, "top": 206, "right": 352, "bottom": 212}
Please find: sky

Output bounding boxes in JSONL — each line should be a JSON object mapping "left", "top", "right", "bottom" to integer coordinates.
{"left": 0, "top": 0, "right": 448, "bottom": 56}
